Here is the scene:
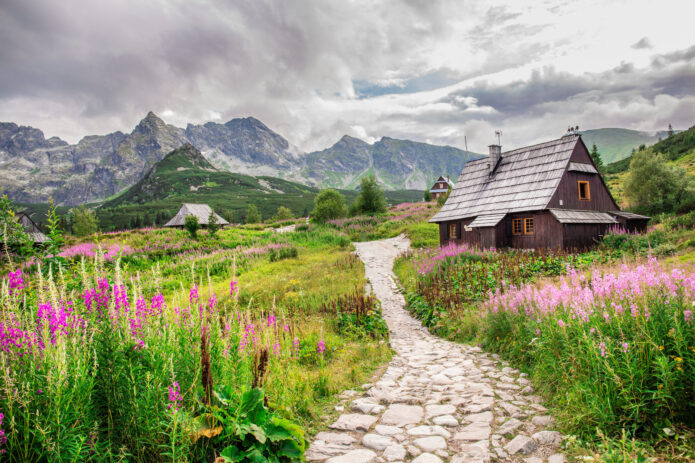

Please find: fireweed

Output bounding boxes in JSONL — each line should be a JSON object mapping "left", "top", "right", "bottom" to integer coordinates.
{"left": 0, "top": 265, "right": 322, "bottom": 462}
{"left": 481, "top": 257, "right": 695, "bottom": 437}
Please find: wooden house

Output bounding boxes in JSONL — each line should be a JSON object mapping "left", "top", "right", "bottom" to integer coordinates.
{"left": 429, "top": 176, "right": 455, "bottom": 200}
{"left": 164, "top": 203, "right": 229, "bottom": 228}
{"left": 16, "top": 213, "right": 49, "bottom": 244}
{"left": 429, "top": 133, "right": 649, "bottom": 249}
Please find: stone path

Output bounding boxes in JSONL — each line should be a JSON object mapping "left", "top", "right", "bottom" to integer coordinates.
{"left": 307, "top": 236, "right": 565, "bottom": 463}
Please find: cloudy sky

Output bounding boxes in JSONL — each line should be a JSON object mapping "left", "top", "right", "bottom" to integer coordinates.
{"left": 1, "top": 0, "right": 694, "bottom": 153}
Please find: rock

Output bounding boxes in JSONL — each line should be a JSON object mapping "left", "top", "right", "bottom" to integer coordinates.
{"left": 383, "top": 444, "right": 407, "bottom": 461}
{"left": 504, "top": 435, "right": 537, "bottom": 455}
{"left": 351, "top": 398, "right": 379, "bottom": 414}
{"left": 464, "top": 411, "right": 494, "bottom": 424}
{"left": 330, "top": 414, "right": 378, "bottom": 432}
{"left": 498, "top": 418, "right": 523, "bottom": 435}
{"left": 532, "top": 430, "right": 562, "bottom": 446}
{"left": 407, "top": 444, "right": 422, "bottom": 457}
{"left": 548, "top": 453, "right": 566, "bottom": 463}
{"left": 524, "top": 457, "right": 543, "bottom": 463}
{"left": 407, "top": 425, "right": 451, "bottom": 438}
{"left": 412, "top": 452, "right": 444, "bottom": 463}
{"left": 499, "top": 402, "right": 521, "bottom": 415}
{"left": 414, "top": 436, "right": 447, "bottom": 452}
{"left": 362, "top": 433, "right": 393, "bottom": 451}
{"left": 314, "top": 432, "right": 355, "bottom": 445}
{"left": 432, "top": 414, "right": 458, "bottom": 427}
{"left": 531, "top": 415, "right": 554, "bottom": 426}
{"left": 381, "top": 404, "right": 424, "bottom": 425}
{"left": 425, "top": 404, "right": 456, "bottom": 417}
{"left": 375, "top": 424, "right": 403, "bottom": 436}
{"left": 325, "top": 449, "right": 377, "bottom": 463}
{"left": 454, "top": 422, "right": 492, "bottom": 441}
{"left": 521, "top": 385, "right": 535, "bottom": 395}
{"left": 452, "top": 442, "right": 491, "bottom": 463}
{"left": 432, "top": 374, "right": 453, "bottom": 385}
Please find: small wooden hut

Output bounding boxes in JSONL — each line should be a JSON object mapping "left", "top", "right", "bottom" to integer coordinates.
{"left": 164, "top": 203, "right": 229, "bottom": 228}
{"left": 430, "top": 133, "right": 649, "bottom": 249}
{"left": 16, "top": 213, "right": 49, "bottom": 244}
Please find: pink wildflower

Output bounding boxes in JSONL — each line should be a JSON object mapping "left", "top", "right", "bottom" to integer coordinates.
{"left": 7, "top": 270, "right": 24, "bottom": 295}
{"left": 622, "top": 342, "right": 629, "bottom": 353}
{"left": 317, "top": 340, "right": 326, "bottom": 356}
{"left": 685, "top": 310, "right": 693, "bottom": 322}
{"left": 167, "top": 381, "right": 183, "bottom": 413}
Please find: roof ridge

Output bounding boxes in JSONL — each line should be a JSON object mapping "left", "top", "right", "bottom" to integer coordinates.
{"left": 502, "top": 134, "right": 578, "bottom": 157}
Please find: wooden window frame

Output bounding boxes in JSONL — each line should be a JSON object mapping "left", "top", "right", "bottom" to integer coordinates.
{"left": 449, "top": 223, "right": 458, "bottom": 240}
{"left": 578, "top": 181, "right": 591, "bottom": 201}
{"left": 512, "top": 218, "right": 523, "bottom": 235}
{"left": 524, "top": 217, "right": 535, "bottom": 235}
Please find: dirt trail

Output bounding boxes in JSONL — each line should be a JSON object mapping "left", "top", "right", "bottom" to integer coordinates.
{"left": 306, "top": 236, "right": 566, "bottom": 463}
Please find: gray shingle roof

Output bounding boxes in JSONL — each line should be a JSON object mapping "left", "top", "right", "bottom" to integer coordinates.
{"left": 568, "top": 162, "right": 598, "bottom": 174}
{"left": 164, "top": 203, "right": 229, "bottom": 227}
{"left": 550, "top": 209, "right": 617, "bottom": 224}
{"left": 431, "top": 135, "right": 580, "bottom": 223}
{"left": 468, "top": 214, "right": 506, "bottom": 228}
{"left": 608, "top": 210, "right": 650, "bottom": 220}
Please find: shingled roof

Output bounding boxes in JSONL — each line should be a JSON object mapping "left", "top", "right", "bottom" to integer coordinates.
{"left": 164, "top": 203, "right": 229, "bottom": 227}
{"left": 430, "top": 134, "right": 580, "bottom": 223}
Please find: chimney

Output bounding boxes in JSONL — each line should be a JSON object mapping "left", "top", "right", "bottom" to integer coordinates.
{"left": 488, "top": 144, "right": 501, "bottom": 175}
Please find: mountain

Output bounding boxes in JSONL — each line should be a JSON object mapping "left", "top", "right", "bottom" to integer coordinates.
{"left": 99, "top": 144, "right": 422, "bottom": 230}
{"left": 0, "top": 112, "right": 478, "bottom": 205}
{"left": 302, "top": 135, "right": 481, "bottom": 190}
{"left": 580, "top": 128, "right": 670, "bottom": 164}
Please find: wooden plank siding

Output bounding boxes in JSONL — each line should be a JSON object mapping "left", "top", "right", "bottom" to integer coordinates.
{"left": 505, "top": 211, "right": 563, "bottom": 249}
{"left": 562, "top": 223, "right": 611, "bottom": 250}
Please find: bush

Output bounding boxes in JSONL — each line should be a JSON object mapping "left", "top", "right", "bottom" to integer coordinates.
{"left": 311, "top": 189, "right": 347, "bottom": 223}
{"left": 70, "top": 205, "right": 99, "bottom": 237}
{"left": 208, "top": 211, "right": 221, "bottom": 237}
{"left": 245, "top": 204, "right": 261, "bottom": 224}
{"left": 351, "top": 175, "right": 386, "bottom": 216}
{"left": 185, "top": 214, "right": 200, "bottom": 238}
{"left": 275, "top": 206, "right": 294, "bottom": 221}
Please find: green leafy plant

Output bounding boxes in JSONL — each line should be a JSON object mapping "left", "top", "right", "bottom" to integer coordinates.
{"left": 208, "top": 211, "right": 221, "bottom": 237}
{"left": 268, "top": 246, "right": 298, "bottom": 262}
{"left": 212, "top": 387, "right": 305, "bottom": 463}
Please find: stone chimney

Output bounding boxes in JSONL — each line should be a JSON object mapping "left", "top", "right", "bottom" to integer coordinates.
{"left": 488, "top": 144, "right": 501, "bottom": 175}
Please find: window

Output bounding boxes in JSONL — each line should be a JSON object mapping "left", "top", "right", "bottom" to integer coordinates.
{"left": 578, "top": 181, "right": 590, "bottom": 201}
{"left": 512, "top": 218, "right": 523, "bottom": 235}
{"left": 449, "top": 223, "right": 458, "bottom": 239}
{"left": 524, "top": 218, "right": 535, "bottom": 234}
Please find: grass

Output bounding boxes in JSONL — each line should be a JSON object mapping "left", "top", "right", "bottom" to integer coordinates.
{"left": 0, "top": 223, "right": 390, "bottom": 461}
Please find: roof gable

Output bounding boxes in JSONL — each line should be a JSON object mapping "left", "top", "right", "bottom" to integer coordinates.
{"left": 431, "top": 135, "right": 580, "bottom": 222}
{"left": 164, "top": 203, "right": 229, "bottom": 227}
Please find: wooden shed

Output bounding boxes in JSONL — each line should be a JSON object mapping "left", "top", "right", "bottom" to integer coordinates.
{"left": 16, "top": 213, "right": 49, "bottom": 244}
{"left": 164, "top": 203, "right": 229, "bottom": 228}
{"left": 430, "top": 133, "right": 649, "bottom": 250}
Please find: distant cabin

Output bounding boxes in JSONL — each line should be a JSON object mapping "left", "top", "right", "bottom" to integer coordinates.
{"left": 164, "top": 203, "right": 229, "bottom": 228}
{"left": 16, "top": 213, "right": 49, "bottom": 244}
{"left": 429, "top": 176, "right": 455, "bottom": 200}
{"left": 429, "top": 133, "right": 649, "bottom": 250}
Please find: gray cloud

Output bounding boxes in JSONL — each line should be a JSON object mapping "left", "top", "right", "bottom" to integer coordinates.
{"left": 0, "top": 0, "right": 693, "bottom": 153}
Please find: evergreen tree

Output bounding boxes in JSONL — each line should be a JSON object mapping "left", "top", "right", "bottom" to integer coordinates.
{"left": 184, "top": 214, "right": 200, "bottom": 239}
{"left": 245, "top": 204, "right": 261, "bottom": 224}
{"left": 424, "top": 189, "right": 432, "bottom": 202}
{"left": 589, "top": 143, "right": 605, "bottom": 173}
{"left": 668, "top": 123, "right": 674, "bottom": 137}
{"left": 0, "top": 194, "right": 33, "bottom": 261}
{"left": 437, "top": 185, "right": 452, "bottom": 206}
{"left": 302, "top": 207, "right": 309, "bottom": 218}
{"left": 207, "top": 211, "right": 221, "bottom": 237}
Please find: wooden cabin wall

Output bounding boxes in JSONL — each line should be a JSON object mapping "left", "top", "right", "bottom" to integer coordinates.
{"left": 438, "top": 218, "right": 480, "bottom": 247}
{"left": 505, "top": 211, "right": 563, "bottom": 249}
{"left": 562, "top": 223, "right": 611, "bottom": 250}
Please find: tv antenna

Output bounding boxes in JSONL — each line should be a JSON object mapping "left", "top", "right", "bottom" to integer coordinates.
{"left": 494, "top": 130, "right": 502, "bottom": 146}
{"left": 464, "top": 135, "right": 468, "bottom": 152}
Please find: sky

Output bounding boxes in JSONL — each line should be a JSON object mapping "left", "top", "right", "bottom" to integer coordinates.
{"left": 1, "top": 0, "right": 694, "bottom": 153}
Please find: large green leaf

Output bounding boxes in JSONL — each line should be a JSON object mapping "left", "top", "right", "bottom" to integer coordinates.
{"left": 239, "top": 388, "right": 268, "bottom": 424}
{"left": 249, "top": 423, "right": 267, "bottom": 444}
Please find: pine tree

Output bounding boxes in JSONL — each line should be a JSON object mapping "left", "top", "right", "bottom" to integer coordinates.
{"left": 590, "top": 143, "right": 605, "bottom": 173}
{"left": 668, "top": 123, "right": 674, "bottom": 137}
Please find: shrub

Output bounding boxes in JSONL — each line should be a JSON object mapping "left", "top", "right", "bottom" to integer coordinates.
{"left": 311, "top": 189, "right": 347, "bottom": 223}
{"left": 70, "top": 205, "right": 99, "bottom": 237}
{"left": 245, "top": 204, "right": 262, "bottom": 224}
{"left": 275, "top": 206, "right": 294, "bottom": 221}
{"left": 208, "top": 211, "right": 221, "bottom": 237}
{"left": 268, "top": 246, "right": 298, "bottom": 262}
{"left": 185, "top": 214, "right": 200, "bottom": 238}
{"left": 351, "top": 175, "right": 386, "bottom": 216}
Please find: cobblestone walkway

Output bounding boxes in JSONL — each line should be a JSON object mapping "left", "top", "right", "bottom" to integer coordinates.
{"left": 306, "top": 236, "right": 566, "bottom": 463}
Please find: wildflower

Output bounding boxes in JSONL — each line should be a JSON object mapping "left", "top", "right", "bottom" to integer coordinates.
{"left": 557, "top": 319, "right": 565, "bottom": 328}
{"left": 7, "top": 270, "right": 24, "bottom": 295}
{"left": 283, "top": 324, "right": 290, "bottom": 333}
{"left": 273, "top": 342, "right": 281, "bottom": 356}
{"left": 599, "top": 341, "right": 606, "bottom": 357}
{"left": 208, "top": 294, "right": 217, "bottom": 310}
{"left": 267, "top": 315, "right": 276, "bottom": 327}
{"left": 659, "top": 345, "right": 664, "bottom": 351}
{"left": 230, "top": 280, "right": 238, "bottom": 298}
{"left": 317, "top": 340, "right": 326, "bottom": 356}
{"left": 292, "top": 337, "right": 300, "bottom": 359}
{"left": 685, "top": 310, "right": 693, "bottom": 322}
{"left": 0, "top": 412, "right": 6, "bottom": 453}
{"left": 167, "top": 381, "right": 183, "bottom": 413}
{"left": 189, "top": 285, "right": 199, "bottom": 304}
{"left": 622, "top": 342, "right": 629, "bottom": 353}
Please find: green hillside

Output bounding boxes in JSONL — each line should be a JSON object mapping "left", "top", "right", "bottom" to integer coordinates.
{"left": 94, "top": 144, "right": 422, "bottom": 230}
{"left": 581, "top": 128, "right": 665, "bottom": 163}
